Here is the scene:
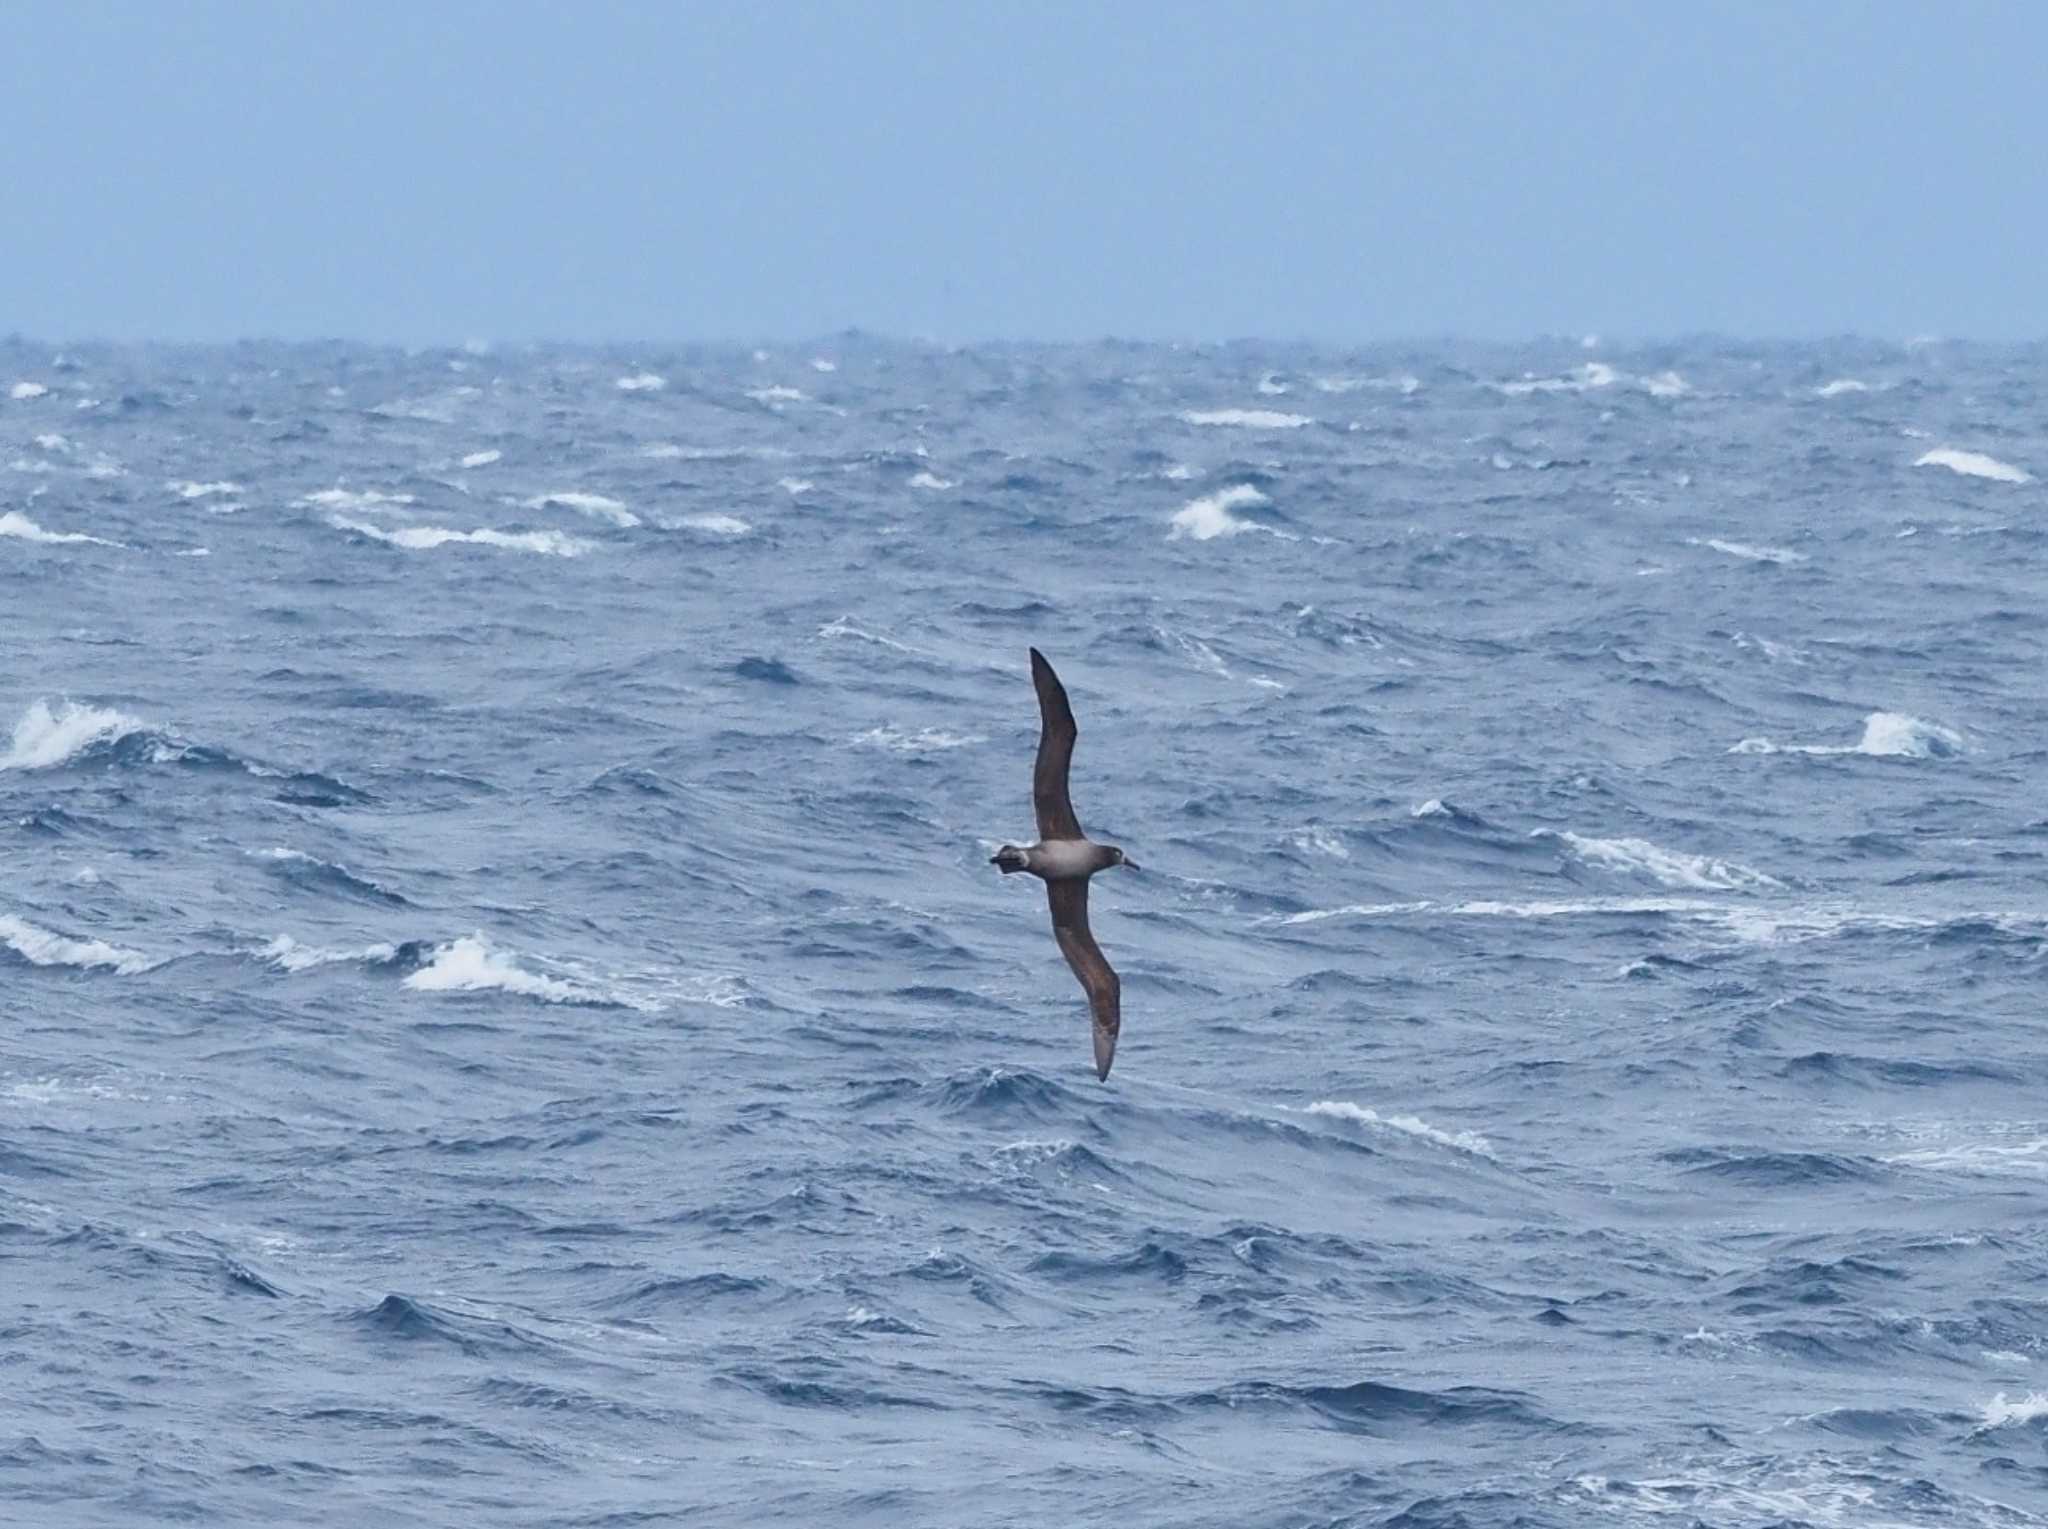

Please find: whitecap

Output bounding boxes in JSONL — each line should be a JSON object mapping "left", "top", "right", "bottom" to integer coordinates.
{"left": 1914, "top": 447, "right": 2031, "bottom": 484}
{"left": 403, "top": 934, "right": 613, "bottom": 1005}
{"left": 817, "top": 615, "right": 918, "bottom": 652}
{"left": 614, "top": 372, "right": 667, "bottom": 392}
{"left": 1314, "top": 373, "right": 1419, "bottom": 395}
{"left": 1889, "top": 1137, "right": 2048, "bottom": 1177}
{"left": 1816, "top": 378, "right": 1869, "bottom": 397}
{"left": 0, "top": 511, "right": 123, "bottom": 548}
{"left": 1179, "top": 408, "right": 1311, "bottom": 429}
{"left": 777, "top": 477, "right": 814, "bottom": 495}
{"left": 1412, "top": 799, "right": 1450, "bottom": 818}
{"left": 1978, "top": 1392, "right": 2048, "bottom": 1429}
{"left": 298, "top": 487, "right": 416, "bottom": 512}
{"left": 261, "top": 935, "right": 400, "bottom": 973}
{"left": 523, "top": 491, "right": 638, "bottom": 527}
{"left": 174, "top": 548, "right": 210, "bottom": 557}
{"left": 908, "top": 471, "right": 954, "bottom": 491}
{"left": 1494, "top": 362, "right": 1617, "bottom": 396}
{"left": 1305, "top": 1100, "right": 1496, "bottom": 1159}
{"left": 33, "top": 434, "right": 70, "bottom": 452}
{"left": 1689, "top": 537, "right": 1807, "bottom": 565}
{"left": 1159, "top": 463, "right": 1198, "bottom": 480}
{"left": 169, "top": 480, "right": 242, "bottom": 500}
{"left": 809, "top": 358, "right": 837, "bottom": 373}
{"left": 642, "top": 442, "right": 793, "bottom": 462}
{"left": 1280, "top": 901, "right": 1436, "bottom": 926}
{"left": 459, "top": 450, "right": 501, "bottom": 469}
{"left": 1540, "top": 830, "right": 1782, "bottom": 891}
{"left": 329, "top": 515, "right": 591, "bottom": 557}
{"left": 0, "top": 914, "right": 153, "bottom": 975}
{"left": 1291, "top": 826, "right": 1349, "bottom": 859}
{"left": 1256, "top": 373, "right": 1289, "bottom": 395}
{"left": 9, "top": 381, "right": 49, "bottom": 401}
{"left": 1168, "top": 484, "right": 1292, "bottom": 542}
{"left": 1642, "top": 370, "right": 1690, "bottom": 398}
{"left": 747, "top": 385, "right": 807, "bottom": 404}
{"left": 670, "top": 514, "right": 750, "bottom": 535}
{"left": 1731, "top": 711, "right": 1962, "bottom": 759}
{"left": 853, "top": 727, "right": 983, "bottom": 752}
{"left": 1, "top": 699, "right": 149, "bottom": 770}
{"left": 1730, "top": 631, "right": 1805, "bottom": 663}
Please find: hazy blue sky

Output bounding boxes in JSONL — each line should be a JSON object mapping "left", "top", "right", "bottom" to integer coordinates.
{"left": 7, "top": 2, "right": 2044, "bottom": 341}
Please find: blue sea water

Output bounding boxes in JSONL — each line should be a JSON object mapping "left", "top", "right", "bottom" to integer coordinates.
{"left": 4, "top": 337, "right": 2048, "bottom": 1527}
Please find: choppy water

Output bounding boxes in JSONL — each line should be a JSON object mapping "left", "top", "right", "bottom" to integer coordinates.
{"left": 6, "top": 337, "right": 2048, "bottom": 1527}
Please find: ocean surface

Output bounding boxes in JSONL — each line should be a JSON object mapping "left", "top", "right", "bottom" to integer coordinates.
{"left": 5, "top": 337, "right": 2048, "bottom": 1527}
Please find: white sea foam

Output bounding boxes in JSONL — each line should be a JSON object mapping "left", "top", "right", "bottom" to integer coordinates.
{"left": 908, "top": 471, "right": 954, "bottom": 490}
{"left": 261, "top": 935, "right": 399, "bottom": 973}
{"left": 642, "top": 443, "right": 793, "bottom": 461}
{"left": 1, "top": 699, "right": 149, "bottom": 770}
{"left": 1494, "top": 362, "right": 1617, "bottom": 396}
{"left": 523, "top": 491, "right": 638, "bottom": 527}
{"left": 853, "top": 727, "right": 982, "bottom": 752}
{"left": 1179, "top": 408, "right": 1311, "bottom": 429}
{"left": 1889, "top": 1137, "right": 2048, "bottom": 1176}
{"left": 747, "top": 385, "right": 807, "bottom": 404}
{"left": 1291, "top": 826, "right": 1349, "bottom": 859}
{"left": 1816, "top": 378, "right": 1870, "bottom": 397}
{"left": 459, "top": 450, "right": 501, "bottom": 469}
{"left": 1314, "top": 373, "right": 1419, "bottom": 395}
{"left": 1541, "top": 831, "right": 1782, "bottom": 891}
{"left": 299, "top": 487, "right": 416, "bottom": 512}
{"left": 810, "top": 357, "right": 837, "bottom": 373}
{"left": 670, "top": 514, "right": 751, "bottom": 535}
{"left": 1159, "top": 463, "right": 1199, "bottom": 480}
{"left": 1914, "top": 447, "right": 2031, "bottom": 483}
{"left": 817, "top": 615, "right": 918, "bottom": 652}
{"left": 9, "top": 381, "right": 49, "bottom": 401}
{"left": 1730, "top": 631, "right": 1806, "bottom": 663}
{"left": 1978, "top": 1392, "right": 2048, "bottom": 1429}
{"left": 1731, "top": 712, "right": 1962, "bottom": 759}
{"left": 0, "top": 914, "right": 153, "bottom": 974}
{"left": 1689, "top": 537, "right": 1806, "bottom": 565}
{"left": 0, "top": 511, "right": 123, "bottom": 548}
{"left": 1412, "top": 799, "right": 1450, "bottom": 818}
{"left": 777, "top": 477, "right": 814, "bottom": 495}
{"left": 174, "top": 548, "right": 210, "bottom": 557}
{"left": 1281, "top": 901, "right": 1436, "bottom": 926}
{"left": 1168, "top": 484, "right": 1291, "bottom": 541}
{"left": 404, "top": 934, "right": 610, "bottom": 1004}
{"left": 169, "top": 480, "right": 242, "bottom": 500}
{"left": 330, "top": 515, "right": 591, "bottom": 557}
{"left": 33, "top": 434, "right": 70, "bottom": 452}
{"left": 1305, "top": 1100, "right": 1496, "bottom": 1159}
{"left": 614, "top": 372, "right": 667, "bottom": 392}
{"left": 1256, "top": 373, "right": 1289, "bottom": 395}
{"left": 1642, "top": 370, "right": 1690, "bottom": 399}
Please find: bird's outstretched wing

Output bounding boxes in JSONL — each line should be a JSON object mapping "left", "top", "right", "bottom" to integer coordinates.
{"left": 1046, "top": 877, "right": 1120, "bottom": 1080}
{"left": 1030, "top": 647, "right": 1085, "bottom": 841}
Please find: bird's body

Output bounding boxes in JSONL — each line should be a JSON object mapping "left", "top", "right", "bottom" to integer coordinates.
{"left": 989, "top": 648, "right": 1138, "bottom": 1080}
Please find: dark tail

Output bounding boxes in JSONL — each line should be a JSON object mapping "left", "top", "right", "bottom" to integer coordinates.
{"left": 991, "top": 846, "right": 1028, "bottom": 875}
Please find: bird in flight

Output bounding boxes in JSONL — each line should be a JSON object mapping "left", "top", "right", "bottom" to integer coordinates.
{"left": 990, "top": 648, "right": 1139, "bottom": 1080}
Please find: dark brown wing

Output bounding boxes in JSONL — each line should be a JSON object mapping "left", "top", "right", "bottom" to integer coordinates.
{"left": 1029, "top": 647, "right": 1085, "bottom": 841}
{"left": 1046, "top": 878, "right": 1120, "bottom": 1081}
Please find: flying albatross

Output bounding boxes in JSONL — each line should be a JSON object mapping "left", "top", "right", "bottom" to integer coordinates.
{"left": 990, "top": 648, "right": 1139, "bottom": 1080}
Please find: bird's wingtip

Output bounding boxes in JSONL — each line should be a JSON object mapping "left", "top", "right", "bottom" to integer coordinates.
{"left": 1093, "top": 1025, "right": 1116, "bottom": 1081}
